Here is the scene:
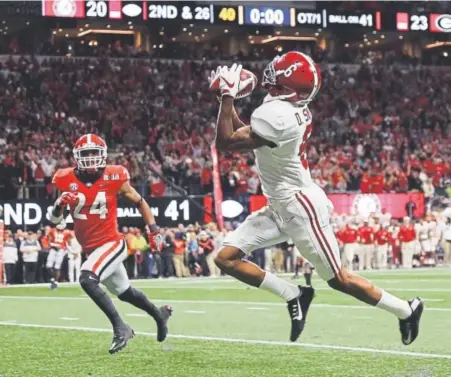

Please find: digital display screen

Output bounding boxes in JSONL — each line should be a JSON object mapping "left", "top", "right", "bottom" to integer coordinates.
{"left": 39, "top": 1, "right": 451, "bottom": 33}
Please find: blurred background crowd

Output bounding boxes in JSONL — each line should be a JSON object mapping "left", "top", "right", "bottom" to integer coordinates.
{"left": 1, "top": 56, "right": 451, "bottom": 204}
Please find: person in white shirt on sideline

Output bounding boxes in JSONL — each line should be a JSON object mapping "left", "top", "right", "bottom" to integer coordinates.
{"left": 3, "top": 230, "right": 18, "bottom": 284}
{"left": 67, "top": 231, "right": 82, "bottom": 283}
{"left": 440, "top": 217, "right": 451, "bottom": 266}
{"left": 20, "top": 231, "right": 41, "bottom": 284}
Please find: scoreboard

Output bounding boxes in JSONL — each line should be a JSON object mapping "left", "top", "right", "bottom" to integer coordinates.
{"left": 40, "top": 0, "right": 377, "bottom": 28}
{"left": 41, "top": 1, "right": 451, "bottom": 33}
{"left": 380, "top": 12, "right": 451, "bottom": 33}
{"left": 42, "top": 0, "right": 228, "bottom": 22}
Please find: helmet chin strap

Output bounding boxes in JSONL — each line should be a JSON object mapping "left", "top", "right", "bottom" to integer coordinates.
{"left": 264, "top": 90, "right": 308, "bottom": 106}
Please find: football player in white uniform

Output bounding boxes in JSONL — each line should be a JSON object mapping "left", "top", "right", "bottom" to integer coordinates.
{"left": 209, "top": 52, "right": 423, "bottom": 345}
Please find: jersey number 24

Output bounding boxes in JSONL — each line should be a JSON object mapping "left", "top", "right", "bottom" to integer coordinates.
{"left": 73, "top": 192, "right": 108, "bottom": 220}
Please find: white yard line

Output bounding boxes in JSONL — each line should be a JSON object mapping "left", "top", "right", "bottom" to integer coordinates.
{"left": 184, "top": 310, "right": 206, "bottom": 314}
{"left": 0, "top": 321, "right": 450, "bottom": 360}
{"left": 1, "top": 296, "right": 450, "bottom": 312}
{"left": 58, "top": 317, "right": 79, "bottom": 321}
{"left": 247, "top": 307, "right": 269, "bottom": 311}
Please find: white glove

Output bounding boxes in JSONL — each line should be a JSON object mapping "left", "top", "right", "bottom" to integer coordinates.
{"left": 208, "top": 63, "right": 242, "bottom": 99}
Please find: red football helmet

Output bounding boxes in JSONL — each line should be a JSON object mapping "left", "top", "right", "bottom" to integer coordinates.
{"left": 262, "top": 51, "right": 322, "bottom": 104}
{"left": 73, "top": 133, "right": 107, "bottom": 170}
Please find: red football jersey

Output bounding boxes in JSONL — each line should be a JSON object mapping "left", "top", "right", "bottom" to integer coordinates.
{"left": 52, "top": 165, "right": 130, "bottom": 250}
{"left": 398, "top": 225, "right": 416, "bottom": 242}
{"left": 374, "top": 229, "right": 391, "bottom": 245}
{"left": 342, "top": 228, "right": 358, "bottom": 244}
{"left": 48, "top": 228, "right": 71, "bottom": 249}
{"left": 358, "top": 226, "right": 374, "bottom": 244}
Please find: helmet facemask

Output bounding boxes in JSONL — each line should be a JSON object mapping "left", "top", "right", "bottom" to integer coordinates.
{"left": 73, "top": 145, "right": 107, "bottom": 170}
{"left": 262, "top": 56, "right": 280, "bottom": 88}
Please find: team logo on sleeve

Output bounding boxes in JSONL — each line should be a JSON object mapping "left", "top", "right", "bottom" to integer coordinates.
{"left": 69, "top": 183, "right": 78, "bottom": 191}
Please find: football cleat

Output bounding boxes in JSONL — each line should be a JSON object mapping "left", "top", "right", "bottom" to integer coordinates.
{"left": 287, "top": 286, "right": 315, "bottom": 342}
{"left": 155, "top": 305, "right": 173, "bottom": 342}
{"left": 399, "top": 297, "right": 424, "bottom": 346}
{"left": 109, "top": 324, "right": 135, "bottom": 355}
{"left": 49, "top": 280, "right": 58, "bottom": 290}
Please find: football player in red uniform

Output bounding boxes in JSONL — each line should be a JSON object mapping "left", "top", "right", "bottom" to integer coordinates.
{"left": 51, "top": 134, "right": 172, "bottom": 354}
{"left": 46, "top": 221, "right": 71, "bottom": 289}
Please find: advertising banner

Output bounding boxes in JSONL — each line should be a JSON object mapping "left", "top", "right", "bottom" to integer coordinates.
{"left": 249, "top": 193, "right": 425, "bottom": 218}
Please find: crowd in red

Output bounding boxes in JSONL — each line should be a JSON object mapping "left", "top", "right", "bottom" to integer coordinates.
{"left": 0, "top": 55, "right": 450, "bottom": 201}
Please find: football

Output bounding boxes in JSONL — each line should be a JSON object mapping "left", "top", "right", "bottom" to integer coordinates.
{"left": 210, "top": 68, "right": 258, "bottom": 99}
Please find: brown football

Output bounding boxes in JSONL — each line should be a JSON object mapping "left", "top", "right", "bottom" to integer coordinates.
{"left": 210, "top": 68, "right": 258, "bottom": 99}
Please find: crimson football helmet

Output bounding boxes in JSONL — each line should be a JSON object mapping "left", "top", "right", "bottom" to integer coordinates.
{"left": 262, "top": 51, "right": 322, "bottom": 105}
{"left": 73, "top": 133, "right": 107, "bottom": 170}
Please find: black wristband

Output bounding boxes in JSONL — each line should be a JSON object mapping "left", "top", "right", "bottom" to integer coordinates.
{"left": 135, "top": 196, "right": 144, "bottom": 208}
{"left": 149, "top": 223, "right": 159, "bottom": 233}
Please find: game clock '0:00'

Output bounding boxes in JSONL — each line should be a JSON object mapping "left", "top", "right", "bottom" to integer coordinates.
{"left": 245, "top": 6, "right": 290, "bottom": 26}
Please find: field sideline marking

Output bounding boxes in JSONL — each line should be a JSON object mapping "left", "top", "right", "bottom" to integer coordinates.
{"left": 1, "top": 296, "right": 450, "bottom": 312}
{"left": 1, "top": 267, "right": 449, "bottom": 289}
{"left": 0, "top": 321, "right": 450, "bottom": 360}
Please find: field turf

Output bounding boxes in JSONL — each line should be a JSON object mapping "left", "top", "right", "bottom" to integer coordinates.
{"left": 1, "top": 268, "right": 450, "bottom": 377}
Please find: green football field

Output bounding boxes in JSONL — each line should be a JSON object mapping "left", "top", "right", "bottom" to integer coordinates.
{"left": 1, "top": 269, "right": 451, "bottom": 377}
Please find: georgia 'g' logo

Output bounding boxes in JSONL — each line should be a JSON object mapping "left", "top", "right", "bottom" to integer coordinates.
{"left": 435, "top": 14, "right": 451, "bottom": 32}
{"left": 351, "top": 194, "right": 382, "bottom": 217}
{"left": 53, "top": 0, "right": 77, "bottom": 17}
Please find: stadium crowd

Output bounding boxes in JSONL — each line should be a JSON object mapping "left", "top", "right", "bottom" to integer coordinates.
{"left": 0, "top": 55, "right": 451, "bottom": 201}
{"left": 3, "top": 211, "right": 451, "bottom": 285}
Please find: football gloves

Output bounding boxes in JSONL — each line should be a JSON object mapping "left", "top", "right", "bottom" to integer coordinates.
{"left": 146, "top": 226, "right": 164, "bottom": 252}
{"left": 55, "top": 192, "right": 78, "bottom": 208}
{"left": 208, "top": 63, "right": 243, "bottom": 99}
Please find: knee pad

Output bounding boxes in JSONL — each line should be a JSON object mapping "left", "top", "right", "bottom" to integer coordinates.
{"left": 79, "top": 271, "right": 99, "bottom": 291}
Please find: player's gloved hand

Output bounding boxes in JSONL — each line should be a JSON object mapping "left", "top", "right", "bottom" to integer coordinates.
{"left": 55, "top": 192, "right": 78, "bottom": 208}
{"left": 208, "top": 63, "right": 242, "bottom": 99}
{"left": 146, "top": 225, "right": 164, "bottom": 252}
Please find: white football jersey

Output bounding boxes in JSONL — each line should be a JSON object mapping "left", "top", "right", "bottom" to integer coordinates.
{"left": 415, "top": 222, "right": 431, "bottom": 241}
{"left": 251, "top": 97, "right": 314, "bottom": 200}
